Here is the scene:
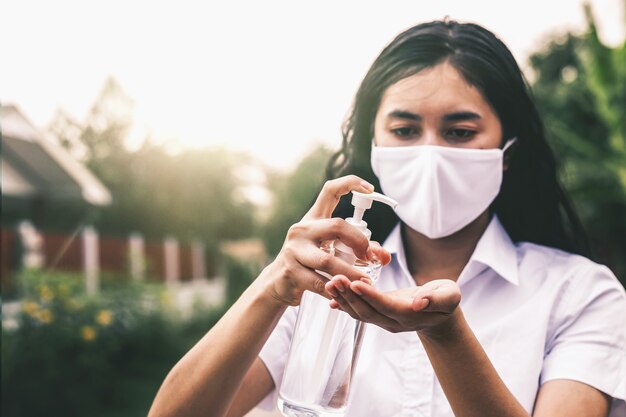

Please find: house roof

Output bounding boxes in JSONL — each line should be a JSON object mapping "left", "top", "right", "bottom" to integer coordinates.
{"left": 1, "top": 104, "right": 112, "bottom": 206}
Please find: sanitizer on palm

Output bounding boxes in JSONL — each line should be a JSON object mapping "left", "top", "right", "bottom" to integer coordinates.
{"left": 278, "top": 191, "right": 398, "bottom": 417}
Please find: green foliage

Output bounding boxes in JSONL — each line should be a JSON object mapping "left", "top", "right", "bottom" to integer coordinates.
{"left": 2, "top": 270, "right": 224, "bottom": 417}
{"left": 581, "top": 2, "right": 626, "bottom": 192}
{"left": 89, "top": 143, "right": 256, "bottom": 244}
{"left": 529, "top": 2, "right": 626, "bottom": 282}
{"left": 46, "top": 78, "right": 256, "bottom": 248}
{"left": 223, "top": 255, "right": 262, "bottom": 306}
{"left": 261, "top": 146, "right": 333, "bottom": 255}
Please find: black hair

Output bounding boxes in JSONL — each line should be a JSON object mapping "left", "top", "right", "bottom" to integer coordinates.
{"left": 327, "top": 19, "right": 590, "bottom": 256}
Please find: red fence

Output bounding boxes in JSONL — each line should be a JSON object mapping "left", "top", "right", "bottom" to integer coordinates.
{"left": 1, "top": 226, "right": 209, "bottom": 291}
{"left": 43, "top": 232, "right": 82, "bottom": 272}
{"left": 100, "top": 236, "right": 128, "bottom": 274}
{"left": 180, "top": 245, "right": 193, "bottom": 282}
{"left": 145, "top": 240, "right": 166, "bottom": 282}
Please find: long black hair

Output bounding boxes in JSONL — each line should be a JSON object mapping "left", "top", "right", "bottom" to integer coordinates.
{"left": 327, "top": 19, "right": 590, "bottom": 256}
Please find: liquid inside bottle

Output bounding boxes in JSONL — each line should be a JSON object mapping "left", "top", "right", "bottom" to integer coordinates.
{"left": 277, "top": 241, "right": 382, "bottom": 417}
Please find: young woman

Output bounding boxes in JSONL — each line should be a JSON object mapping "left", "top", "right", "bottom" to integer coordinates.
{"left": 148, "top": 20, "right": 626, "bottom": 417}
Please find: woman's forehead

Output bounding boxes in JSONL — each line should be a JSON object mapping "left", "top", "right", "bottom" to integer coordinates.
{"left": 377, "top": 62, "right": 492, "bottom": 118}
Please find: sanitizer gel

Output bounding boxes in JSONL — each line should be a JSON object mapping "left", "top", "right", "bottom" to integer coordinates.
{"left": 278, "top": 191, "right": 398, "bottom": 417}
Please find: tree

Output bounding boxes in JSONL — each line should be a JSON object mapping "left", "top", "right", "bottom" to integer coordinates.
{"left": 81, "top": 76, "right": 134, "bottom": 163}
{"left": 261, "top": 146, "right": 333, "bottom": 256}
{"left": 47, "top": 77, "right": 256, "bottom": 249}
{"left": 529, "top": 1, "right": 626, "bottom": 283}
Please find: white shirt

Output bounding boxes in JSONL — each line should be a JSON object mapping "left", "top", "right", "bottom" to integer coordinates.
{"left": 258, "top": 216, "right": 626, "bottom": 416}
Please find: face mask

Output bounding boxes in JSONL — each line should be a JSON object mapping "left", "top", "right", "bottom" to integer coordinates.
{"left": 370, "top": 139, "right": 516, "bottom": 239}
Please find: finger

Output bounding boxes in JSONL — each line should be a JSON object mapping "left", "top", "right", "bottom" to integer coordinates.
{"left": 332, "top": 278, "right": 398, "bottom": 327}
{"left": 350, "top": 280, "right": 414, "bottom": 316}
{"left": 332, "top": 296, "right": 359, "bottom": 318}
{"left": 294, "top": 218, "right": 371, "bottom": 261}
{"left": 412, "top": 297, "right": 430, "bottom": 312}
{"left": 369, "top": 241, "right": 392, "bottom": 266}
{"left": 325, "top": 277, "right": 370, "bottom": 297}
{"left": 295, "top": 246, "right": 370, "bottom": 282}
{"left": 325, "top": 280, "right": 340, "bottom": 298}
{"left": 305, "top": 175, "right": 374, "bottom": 220}
{"left": 411, "top": 281, "right": 461, "bottom": 313}
{"left": 294, "top": 265, "right": 334, "bottom": 300}
{"left": 328, "top": 279, "right": 360, "bottom": 319}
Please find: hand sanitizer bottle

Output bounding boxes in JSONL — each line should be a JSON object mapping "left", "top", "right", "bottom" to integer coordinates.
{"left": 277, "top": 191, "right": 398, "bottom": 417}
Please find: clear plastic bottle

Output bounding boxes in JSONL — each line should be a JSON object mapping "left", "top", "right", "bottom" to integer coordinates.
{"left": 277, "top": 191, "right": 397, "bottom": 417}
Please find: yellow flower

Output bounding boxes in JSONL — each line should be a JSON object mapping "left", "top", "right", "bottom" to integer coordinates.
{"left": 22, "top": 300, "right": 39, "bottom": 316}
{"left": 160, "top": 291, "right": 173, "bottom": 308}
{"left": 35, "top": 309, "right": 54, "bottom": 324}
{"left": 38, "top": 285, "right": 54, "bottom": 302}
{"left": 96, "top": 310, "right": 113, "bottom": 326}
{"left": 65, "top": 298, "right": 83, "bottom": 311}
{"left": 58, "top": 283, "right": 70, "bottom": 297}
{"left": 81, "top": 326, "right": 97, "bottom": 342}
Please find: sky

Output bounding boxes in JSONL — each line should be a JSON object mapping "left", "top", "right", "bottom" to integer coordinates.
{"left": 2, "top": 0, "right": 624, "bottom": 171}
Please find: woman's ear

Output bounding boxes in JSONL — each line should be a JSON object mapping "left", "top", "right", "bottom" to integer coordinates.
{"left": 502, "top": 137, "right": 518, "bottom": 171}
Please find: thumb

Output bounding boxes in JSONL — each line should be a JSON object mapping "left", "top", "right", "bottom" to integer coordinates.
{"left": 412, "top": 280, "right": 461, "bottom": 313}
{"left": 369, "top": 241, "right": 391, "bottom": 265}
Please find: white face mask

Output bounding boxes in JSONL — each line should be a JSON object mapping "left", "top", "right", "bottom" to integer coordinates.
{"left": 370, "top": 139, "right": 516, "bottom": 239}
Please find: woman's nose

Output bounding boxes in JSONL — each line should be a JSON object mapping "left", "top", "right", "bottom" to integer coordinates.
{"left": 421, "top": 130, "right": 441, "bottom": 146}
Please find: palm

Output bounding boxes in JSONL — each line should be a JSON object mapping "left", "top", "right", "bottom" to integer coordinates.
{"left": 326, "top": 277, "right": 461, "bottom": 334}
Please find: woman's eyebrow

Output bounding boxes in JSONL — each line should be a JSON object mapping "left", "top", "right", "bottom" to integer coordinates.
{"left": 387, "top": 110, "right": 481, "bottom": 122}
{"left": 442, "top": 111, "right": 481, "bottom": 122}
{"left": 388, "top": 110, "right": 422, "bottom": 121}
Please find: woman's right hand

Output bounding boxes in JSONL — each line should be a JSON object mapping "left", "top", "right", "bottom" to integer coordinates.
{"left": 259, "top": 175, "right": 386, "bottom": 306}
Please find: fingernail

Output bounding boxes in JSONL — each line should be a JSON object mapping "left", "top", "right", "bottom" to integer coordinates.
{"left": 360, "top": 180, "right": 374, "bottom": 191}
{"left": 336, "top": 281, "right": 345, "bottom": 292}
{"left": 360, "top": 277, "right": 371, "bottom": 285}
{"left": 352, "top": 284, "right": 363, "bottom": 295}
{"left": 366, "top": 248, "right": 374, "bottom": 260}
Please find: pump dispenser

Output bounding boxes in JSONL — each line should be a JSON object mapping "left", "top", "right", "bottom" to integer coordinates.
{"left": 333, "top": 191, "right": 398, "bottom": 264}
{"left": 278, "top": 191, "right": 398, "bottom": 417}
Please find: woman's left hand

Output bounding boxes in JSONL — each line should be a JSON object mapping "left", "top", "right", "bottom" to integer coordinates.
{"left": 325, "top": 276, "right": 461, "bottom": 334}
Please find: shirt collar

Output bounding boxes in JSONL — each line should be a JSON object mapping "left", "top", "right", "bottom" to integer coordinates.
{"left": 383, "top": 215, "right": 519, "bottom": 287}
{"left": 383, "top": 222, "right": 415, "bottom": 288}
{"left": 460, "top": 215, "right": 519, "bottom": 286}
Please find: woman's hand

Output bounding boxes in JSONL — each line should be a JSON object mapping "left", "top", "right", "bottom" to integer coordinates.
{"left": 325, "top": 276, "right": 461, "bottom": 335}
{"left": 260, "top": 175, "right": 391, "bottom": 307}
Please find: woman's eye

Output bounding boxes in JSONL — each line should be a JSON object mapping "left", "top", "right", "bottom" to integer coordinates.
{"left": 391, "top": 127, "right": 418, "bottom": 137}
{"left": 446, "top": 129, "right": 476, "bottom": 139}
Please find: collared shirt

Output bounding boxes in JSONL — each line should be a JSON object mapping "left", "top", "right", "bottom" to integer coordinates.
{"left": 258, "top": 216, "right": 626, "bottom": 416}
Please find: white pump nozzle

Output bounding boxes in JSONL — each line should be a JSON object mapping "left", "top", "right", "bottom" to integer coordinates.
{"left": 350, "top": 191, "right": 398, "bottom": 223}
{"left": 333, "top": 190, "right": 398, "bottom": 260}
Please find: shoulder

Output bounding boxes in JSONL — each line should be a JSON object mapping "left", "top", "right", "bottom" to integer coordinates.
{"left": 516, "top": 241, "right": 624, "bottom": 293}
{"left": 521, "top": 244, "right": 626, "bottom": 408}
{"left": 515, "top": 241, "right": 625, "bottom": 329}
{"left": 517, "top": 241, "right": 597, "bottom": 273}
{"left": 516, "top": 241, "right": 625, "bottom": 338}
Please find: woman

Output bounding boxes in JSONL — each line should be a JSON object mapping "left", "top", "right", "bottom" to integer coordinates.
{"left": 148, "top": 20, "right": 626, "bottom": 417}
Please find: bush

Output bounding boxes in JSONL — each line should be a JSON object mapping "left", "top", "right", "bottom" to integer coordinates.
{"left": 223, "top": 255, "right": 261, "bottom": 306}
{"left": 2, "top": 270, "right": 225, "bottom": 417}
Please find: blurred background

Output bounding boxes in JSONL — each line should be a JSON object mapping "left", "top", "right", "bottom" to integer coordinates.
{"left": 1, "top": 1, "right": 625, "bottom": 416}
